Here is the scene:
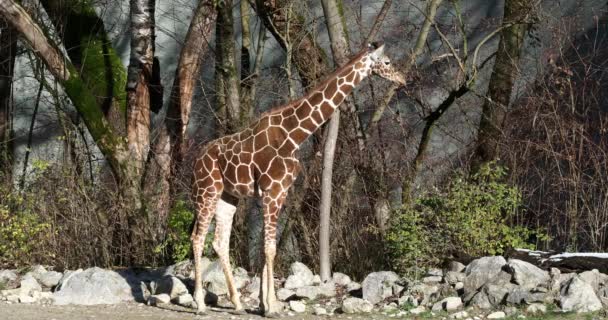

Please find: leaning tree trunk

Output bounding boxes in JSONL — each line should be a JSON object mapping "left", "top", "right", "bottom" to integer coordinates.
{"left": 319, "top": 0, "right": 350, "bottom": 282}
{"left": 472, "top": 0, "right": 530, "bottom": 169}
{"left": 0, "top": 18, "right": 16, "bottom": 181}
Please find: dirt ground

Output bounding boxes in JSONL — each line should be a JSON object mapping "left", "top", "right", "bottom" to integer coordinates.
{"left": 0, "top": 302, "right": 388, "bottom": 320}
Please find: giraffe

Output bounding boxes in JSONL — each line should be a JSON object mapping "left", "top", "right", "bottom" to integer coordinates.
{"left": 190, "top": 42, "right": 405, "bottom": 317}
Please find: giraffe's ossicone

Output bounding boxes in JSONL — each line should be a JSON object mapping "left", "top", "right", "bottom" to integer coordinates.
{"left": 190, "top": 42, "right": 405, "bottom": 317}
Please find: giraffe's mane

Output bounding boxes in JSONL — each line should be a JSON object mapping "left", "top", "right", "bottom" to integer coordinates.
{"left": 258, "top": 49, "right": 369, "bottom": 118}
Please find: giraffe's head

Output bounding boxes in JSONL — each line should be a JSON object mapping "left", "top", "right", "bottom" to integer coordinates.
{"left": 366, "top": 42, "right": 406, "bottom": 86}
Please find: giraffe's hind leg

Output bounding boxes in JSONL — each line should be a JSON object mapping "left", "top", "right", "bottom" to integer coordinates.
{"left": 212, "top": 195, "right": 244, "bottom": 313}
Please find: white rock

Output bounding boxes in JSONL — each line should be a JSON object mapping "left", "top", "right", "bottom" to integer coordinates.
{"left": 19, "top": 295, "right": 37, "bottom": 303}
{"left": 246, "top": 276, "right": 260, "bottom": 298}
{"left": 295, "top": 286, "right": 319, "bottom": 300}
{"left": 148, "top": 294, "right": 171, "bottom": 305}
{"left": 409, "top": 306, "right": 426, "bottom": 314}
{"left": 397, "top": 295, "right": 418, "bottom": 307}
{"left": 341, "top": 297, "right": 373, "bottom": 314}
{"left": 53, "top": 267, "right": 135, "bottom": 305}
{"left": 507, "top": 259, "right": 550, "bottom": 290}
{"left": 201, "top": 262, "right": 249, "bottom": 295}
{"left": 432, "top": 297, "right": 462, "bottom": 312}
{"left": 174, "top": 293, "right": 193, "bottom": 307}
{"left": 155, "top": 276, "right": 188, "bottom": 299}
{"left": 277, "top": 288, "right": 295, "bottom": 301}
{"left": 317, "top": 281, "right": 337, "bottom": 298}
{"left": 423, "top": 276, "right": 443, "bottom": 283}
{"left": 289, "top": 300, "right": 306, "bottom": 313}
{"left": 6, "top": 294, "right": 19, "bottom": 303}
{"left": 362, "top": 271, "right": 399, "bottom": 304}
{"left": 313, "top": 307, "right": 327, "bottom": 315}
{"left": 332, "top": 272, "right": 351, "bottom": 286}
{"left": 0, "top": 270, "right": 17, "bottom": 283}
{"left": 284, "top": 262, "right": 314, "bottom": 289}
{"left": 450, "top": 311, "right": 469, "bottom": 319}
{"left": 463, "top": 256, "right": 507, "bottom": 296}
{"left": 312, "top": 275, "right": 322, "bottom": 285}
{"left": 38, "top": 271, "right": 62, "bottom": 288}
{"left": 487, "top": 311, "right": 506, "bottom": 319}
{"left": 449, "top": 262, "right": 466, "bottom": 272}
{"left": 560, "top": 275, "right": 603, "bottom": 312}
{"left": 28, "top": 265, "right": 47, "bottom": 279}
{"left": 19, "top": 274, "right": 42, "bottom": 296}
{"left": 526, "top": 303, "right": 547, "bottom": 314}
{"left": 346, "top": 281, "right": 361, "bottom": 292}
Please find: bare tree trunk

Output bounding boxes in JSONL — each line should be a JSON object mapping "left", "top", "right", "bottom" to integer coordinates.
{"left": 0, "top": 18, "right": 16, "bottom": 181}
{"left": 127, "top": 0, "right": 155, "bottom": 176}
{"left": 472, "top": 0, "right": 530, "bottom": 168}
{"left": 319, "top": 0, "right": 350, "bottom": 282}
{"left": 216, "top": 0, "right": 240, "bottom": 130}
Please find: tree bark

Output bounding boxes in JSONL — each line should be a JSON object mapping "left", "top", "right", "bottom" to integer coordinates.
{"left": 0, "top": 0, "right": 131, "bottom": 180}
{"left": 319, "top": 0, "right": 350, "bottom": 282}
{"left": 472, "top": 0, "right": 529, "bottom": 168}
{"left": 0, "top": 18, "right": 16, "bottom": 181}
{"left": 254, "top": 0, "right": 329, "bottom": 89}
{"left": 215, "top": 0, "right": 240, "bottom": 130}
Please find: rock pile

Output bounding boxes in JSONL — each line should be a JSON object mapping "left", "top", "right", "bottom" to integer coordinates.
{"left": 1, "top": 255, "right": 607, "bottom": 318}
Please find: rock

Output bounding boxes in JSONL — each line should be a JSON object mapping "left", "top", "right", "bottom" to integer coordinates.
{"left": 423, "top": 276, "right": 443, "bottom": 284}
{"left": 32, "top": 291, "right": 53, "bottom": 301}
{"left": 246, "top": 276, "right": 260, "bottom": 298}
{"left": 507, "top": 259, "right": 550, "bottom": 290}
{"left": 148, "top": 294, "right": 171, "bottom": 306}
{"left": 277, "top": 288, "right": 295, "bottom": 301}
{"left": 53, "top": 267, "right": 135, "bottom": 305}
{"left": 397, "top": 295, "right": 418, "bottom": 307}
{"left": 332, "top": 272, "right": 351, "bottom": 286}
{"left": 431, "top": 297, "right": 462, "bottom": 312}
{"left": 174, "top": 293, "right": 193, "bottom": 307}
{"left": 427, "top": 268, "right": 443, "bottom": 277}
{"left": 450, "top": 311, "right": 468, "bottom": 319}
{"left": 28, "top": 265, "right": 47, "bottom": 279}
{"left": 409, "top": 305, "right": 426, "bottom": 314}
{"left": 469, "top": 270, "right": 512, "bottom": 306}
{"left": 313, "top": 307, "right": 328, "bottom": 315}
{"left": 0, "top": 270, "right": 17, "bottom": 284}
{"left": 6, "top": 294, "right": 19, "bottom": 303}
{"left": 487, "top": 311, "right": 506, "bottom": 319}
{"left": 579, "top": 269, "right": 601, "bottom": 292}
{"left": 392, "top": 283, "right": 405, "bottom": 296}
{"left": 312, "top": 275, "right": 322, "bottom": 285}
{"left": 346, "top": 281, "right": 361, "bottom": 293}
{"left": 526, "top": 303, "right": 547, "bottom": 314}
{"left": 342, "top": 297, "right": 373, "bottom": 314}
{"left": 289, "top": 300, "right": 306, "bottom": 313}
{"left": 38, "top": 271, "right": 62, "bottom": 288}
{"left": 167, "top": 259, "right": 205, "bottom": 279}
{"left": 19, "top": 274, "right": 42, "bottom": 296}
{"left": 560, "top": 275, "right": 603, "bottom": 312}
{"left": 200, "top": 262, "right": 249, "bottom": 295}
{"left": 445, "top": 271, "right": 465, "bottom": 285}
{"left": 410, "top": 283, "right": 439, "bottom": 306}
{"left": 155, "top": 276, "right": 188, "bottom": 299}
{"left": 295, "top": 286, "right": 319, "bottom": 300}
{"left": 19, "top": 295, "right": 37, "bottom": 303}
{"left": 469, "top": 291, "right": 492, "bottom": 309}
{"left": 362, "top": 271, "right": 399, "bottom": 305}
{"left": 463, "top": 256, "right": 507, "bottom": 297}
{"left": 454, "top": 282, "right": 464, "bottom": 291}
{"left": 449, "top": 262, "right": 466, "bottom": 273}
{"left": 318, "top": 281, "right": 337, "bottom": 298}
{"left": 284, "top": 262, "right": 314, "bottom": 289}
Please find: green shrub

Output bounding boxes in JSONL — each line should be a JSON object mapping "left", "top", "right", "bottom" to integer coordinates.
{"left": 386, "top": 163, "right": 545, "bottom": 275}
{"left": 160, "top": 200, "right": 214, "bottom": 262}
{"left": 0, "top": 189, "right": 51, "bottom": 266}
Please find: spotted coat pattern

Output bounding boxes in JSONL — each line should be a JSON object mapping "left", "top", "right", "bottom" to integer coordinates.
{"left": 189, "top": 43, "right": 405, "bottom": 316}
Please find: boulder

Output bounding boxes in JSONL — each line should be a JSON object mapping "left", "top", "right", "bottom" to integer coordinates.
{"left": 362, "top": 271, "right": 399, "bottom": 304}
{"left": 284, "top": 262, "right": 314, "bottom": 289}
{"left": 450, "top": 311, "right": 469, "bottom": 319}
{"left": 53, "top": 267, "right": 135, "bottom": 305}
{"left": 431, "top": 297, "right": 462, "bottom": 312}
{"left": 507, "top": 259, "right": 550, "bottom": 290}
{"left": 463, "top": 256, "right": 507, "bottom": 297}
{"left": 445, "top": 271, "right": 465, "bottom": 285}
{"left": 155, "top": 276, "right": 188, "bottom": 299}
{"left": 423, "top": 276, "right": 442, "bottom": 284}
{"left": 342, "top": 297, "right": 373, "bottom": 313}
{"left": 201, "top": 262, "right": 249, "bottom": 295}
{"left": 449, "top": 261, "right": 466, "bottom": 272}
{"left": 289, "top": 300, "right": 306, "bottom": 313}
{"left": 0, "top": 270, "right": 17, "bottom": 284}
{"left": 277, "top": 288, "right": 295, "bottom": 301}
{"left": 346, "top": 281, "right": 361, "bottom": 293}
{"left": 409, "top": 283, "right": 439, "bottom": 306}
{"left": 469, "top": 291, "right": 492, "bottom": 309}
{"left": 246, "top": 276, "right": 260, "bottom": 299}
{"left": 332, "top": 272, "right": 351, "bottom": 286}
{"left": 578, "top": 269, "right": 601, "bottom": 292}
{"left": 526, "top": 303, "right": 547, "bottom": 314}
{"left": 148, "top": 294, "right": 171, "bottom": 305}
{"left": 38, "top": 271, "right": 62, "bottom": 288}
{"left": 487, "top": 311, "right": 506, "bottom": 319}
{"left": 409, "top": 305, "right": 426, "bottom": 314}
{"left": 27, "top": 265, "right": 47, "bottom": 279}
{"left": 174, "top": 293, "right": 193, "bottom": 307}
{"left": 295, "top": 286, "right": 319, "bottom": 300}
{"left": 313, "top": 307, "right": 328, "bottom": 315}
{"left": 318, "top": 281, "right": 337, "bottom": 298}
{"left": 397, "top": 295, "right": 418, "bottom": 307}
{"left": 560, "top": 275, "right": 603, "bottom": 312}
{"left": 19, "top": 274, "right": 42, "bottom": 296}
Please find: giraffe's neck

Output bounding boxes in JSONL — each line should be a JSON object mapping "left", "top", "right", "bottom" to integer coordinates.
{"left": 281, "top": 51, "right": 371, "bottom": 145}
